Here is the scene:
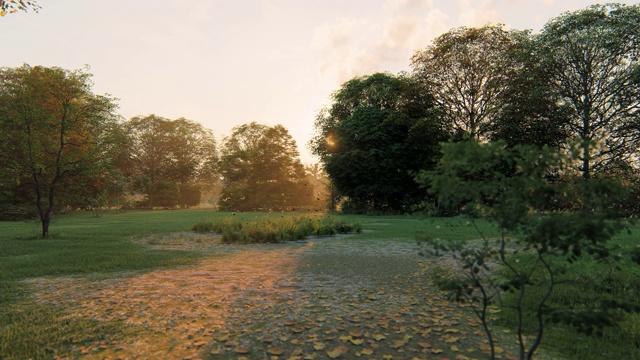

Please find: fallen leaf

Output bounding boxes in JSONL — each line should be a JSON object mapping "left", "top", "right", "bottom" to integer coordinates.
{"left": 326, "top": 345, "right": 348, "bottom": 359}
{"left": 234, "top": 346, "right": 250, "bottom": 354}
{"left": 444, "top": 335, "right": 460, "bottom": 343}
{"left": 361, "top": 348, "right": 374, "bottom": 356}
{"left": 313, "top": 342, "right": 326, "bottom": 351}
{"left": 267, "top": 347, "right": 285, "bottom": 356}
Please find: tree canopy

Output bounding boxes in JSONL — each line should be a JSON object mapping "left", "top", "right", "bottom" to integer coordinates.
{"left": 0, "top": 64, "right": 118, "bottom": 236}
{"left": 218, "top": 122, "right": 309, "bottom": 211}
{"left": 411, "top": 25, "right": 528, "bottom": 141}
{"left": 535, "top": 3, "right": 640, "bottom": 178}
{"left": 311, "top": 72, "right": 448, "bottom": 212}
{"left": 123, "top": 114, "right": 218, "bottom": 208}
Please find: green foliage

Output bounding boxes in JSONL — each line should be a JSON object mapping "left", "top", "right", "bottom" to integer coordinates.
{"left": 311, "top": 72, "right": 448, "bottom": 213}
{"left": 191, "top": 215, "right": 362, "bottom": 244}
{"left": 0, "top": 64, "right": 119, "bottom": 237}
{"left": 149, "top": 181, "right": 180, "bottom": 209}
{"left": 218, "top": 122, "right": 309, "bottom": 211}
{"left": 534, "top": 3, "right": 640, "bottom": 179}
{"left": 178, "top": 183, "right": 202, "bottom": 208}
{"left": 489, "top": 36, "right": 572, "bottom": 149}
{"left": 417, "top": 140, "right": 634, "bottom": 359}
{"left": 411, "top": 24, "right": 529, "bottom": 141}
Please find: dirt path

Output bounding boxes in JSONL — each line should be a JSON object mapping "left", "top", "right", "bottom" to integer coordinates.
{"left": 27, "top": 235, "right": 517, "bottom": 360}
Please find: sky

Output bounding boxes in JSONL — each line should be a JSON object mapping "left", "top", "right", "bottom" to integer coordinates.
{"left": 1, "top": 0, "right": 637, "bottom": 163}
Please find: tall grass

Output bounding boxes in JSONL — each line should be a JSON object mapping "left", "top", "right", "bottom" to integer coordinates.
{"left": 191, "top": 215, "right": 362, "bottom": 243}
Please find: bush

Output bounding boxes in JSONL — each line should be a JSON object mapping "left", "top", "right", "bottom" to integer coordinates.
{"left": 191, "top": 215, "right": 362, "bottom": 244}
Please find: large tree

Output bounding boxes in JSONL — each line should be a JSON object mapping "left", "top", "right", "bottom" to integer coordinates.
{"left": 535, "top": 3, "right": 640, "bottom": 179}
{"left": 0, "top": 65, "right": 118, "bottom": 237}
{"left": 411, "top": 24, "right": 528, "bottom": 141}
{"left": 124, "top": 115, "right": 217, "bottom": 207}
{"left": 310, "top": 72, "right": 448, "bottom": 212}
{"left": 490, "top": 37, "right": 572, "bottom": 150}
{"left": 218, "top": 122, "right": 308, "bottom": 211}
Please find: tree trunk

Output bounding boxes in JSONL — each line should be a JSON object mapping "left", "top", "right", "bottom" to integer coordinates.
{"left": 41, "top": 211, "right": 51, "bottom": 238}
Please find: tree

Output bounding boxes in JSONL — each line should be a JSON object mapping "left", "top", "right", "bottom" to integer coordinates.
{"left": 178, "top": 183, "right": 202, "bottom": 208}
{"left": 411, "top": 25, "right": 528, "bottom": 140}
{"left": 149, "top": 181, "right": 180, "bottom": 209}
{"left": 416, "top": 140, "right": 634, "bottom": 360}
{"left": 124, "top": 115, "right": 217, "bottom": 206}
{"left": 535, "top": 3, "right": 640, "bottom": 179}
{"left": 0, "top": 65, "right": 118, "bottom": 237}
{"left": 310, "top": 72, "right": 447, "bottom": 213}
{"left": 218, "top": 122, "right": 308, "bottom": 211}
{"left": 490, "top": 37, "right": 572, "bottom": 149}
{"left": 0, "top": 0, "right": 40, "bottom": 16}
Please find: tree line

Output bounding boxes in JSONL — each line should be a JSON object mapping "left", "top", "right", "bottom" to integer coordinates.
{"left": 311, "top": 3, "right": 640, "bottom": 214}
{"left": 0, "top": 65, "right": 323, "bottom": 237}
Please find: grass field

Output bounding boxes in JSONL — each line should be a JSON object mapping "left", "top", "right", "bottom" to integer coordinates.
{"left": 0, "top": 209, "right": 639, "bottom": 359}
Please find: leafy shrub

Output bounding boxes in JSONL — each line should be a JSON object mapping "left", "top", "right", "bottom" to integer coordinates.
{"left": 191, "top": 215, "right": 362, "bottom": 243}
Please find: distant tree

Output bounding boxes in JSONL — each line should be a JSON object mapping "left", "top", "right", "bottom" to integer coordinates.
{"left": 534, "top": 3, "right": 640, "bottom": 179}
{"left": 0, "top": 0, "right": 40, "bottom": 16}
{"left": 124, "top": 115, "right": 217, "bottom": 203}
{"left": 310, "top": 72, "right": 448, "bottom": 213}
{"left": 149, "top": 181, "right": 180, "bottom": 209}
{"left": 218, "top": 122, "right": 308, "bottom": 211}
{"left": 0, "top": 65, "right": 118, "bottom": 237}
{"left": 411, "top": 25, "right": 528, "bottom": 140}
{"left": 178, "top": 183, "right": 202, "bottom": 208}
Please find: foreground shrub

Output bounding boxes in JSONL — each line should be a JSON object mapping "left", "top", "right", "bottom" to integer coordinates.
{"left": 191, "top": 215, "right": 361, "bottom": 243}
{"left": 416, "top": 140, "right": 636, "bottom": 360}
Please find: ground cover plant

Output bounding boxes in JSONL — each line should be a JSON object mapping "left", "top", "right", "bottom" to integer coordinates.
{"left": 192, "top": 215, "right": 362, "bottom": 243}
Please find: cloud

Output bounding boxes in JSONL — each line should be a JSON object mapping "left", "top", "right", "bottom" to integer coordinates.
{"left": 313, "top": 18, "right": 358, "bottom": 50}
{"left": 383, "top": 15, "right": 419, "bottom": 49}
{"left": 313, "top": 1, "right": 454, "bottom": 83}
{"left": 384, "top": 0, "right": 433, "bottom": 10}
{"left": 455, "top": 0, "right": 504, "bottom": 26}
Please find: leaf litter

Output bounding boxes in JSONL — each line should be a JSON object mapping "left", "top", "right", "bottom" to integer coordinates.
{"left": 24, "top": 233, "right": 523, "bottom": 359}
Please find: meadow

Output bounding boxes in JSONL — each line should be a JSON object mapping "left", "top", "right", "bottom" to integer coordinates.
{"left": 0, "top": 209, "right": 639, "bottom": 359}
